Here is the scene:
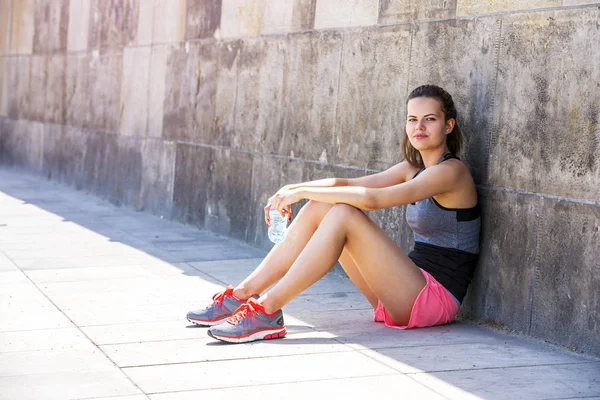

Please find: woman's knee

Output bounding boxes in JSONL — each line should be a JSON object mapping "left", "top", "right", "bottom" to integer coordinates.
{"left": 301, "top": 200, "right": 333, "bottom": 219}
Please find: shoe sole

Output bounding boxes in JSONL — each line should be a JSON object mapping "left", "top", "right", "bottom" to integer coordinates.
{"left": 187, "top": 315, "right": 229, "bottom": 327}
{"left": 207, "top": 327, "right": 287, "bottom": 343}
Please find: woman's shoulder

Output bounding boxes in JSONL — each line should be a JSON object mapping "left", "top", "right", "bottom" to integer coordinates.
{"left": 397, "top": 160, "right": 423, "bottom": 182}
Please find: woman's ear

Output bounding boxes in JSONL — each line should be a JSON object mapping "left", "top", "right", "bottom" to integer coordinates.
{"left": 445, "top": 118, "right": 456, "bottom": 135}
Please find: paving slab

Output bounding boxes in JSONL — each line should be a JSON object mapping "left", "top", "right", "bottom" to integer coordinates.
{"left": 0, "top": 167, "right": 598, "bottom": 399}
{"left": 123, "top": 351, "right": 397, "bottom": 393}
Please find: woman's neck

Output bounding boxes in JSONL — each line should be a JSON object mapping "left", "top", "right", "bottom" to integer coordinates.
{"left": 420, "top": 148, "right": 450, "bottom": 168}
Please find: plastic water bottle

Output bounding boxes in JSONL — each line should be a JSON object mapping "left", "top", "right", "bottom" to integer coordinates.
{"left": 268, "top": 207, "right": 288, "bottom": 244}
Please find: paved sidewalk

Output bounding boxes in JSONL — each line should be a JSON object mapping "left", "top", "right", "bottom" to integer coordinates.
{"left": 0, "top": 167, "right": 599, "bottom": 400}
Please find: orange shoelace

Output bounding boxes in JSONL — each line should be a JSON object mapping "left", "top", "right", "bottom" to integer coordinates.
{"left": 228, "top": 299, "right": 265, "bottom": 325}
{"left": 211, "top": 286, "right": 235, "bottom": 304}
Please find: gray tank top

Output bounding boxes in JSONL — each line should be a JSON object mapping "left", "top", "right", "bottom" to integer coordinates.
{"left": 405, "top": 154, "right": 480, "bottom": 254}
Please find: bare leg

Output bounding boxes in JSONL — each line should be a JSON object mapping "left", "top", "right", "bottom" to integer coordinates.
{"left": 259, "top": 204, "right": 426, "bottom": 326}
{"left": 234, "top": 201, "right": 377, "bottom": 308}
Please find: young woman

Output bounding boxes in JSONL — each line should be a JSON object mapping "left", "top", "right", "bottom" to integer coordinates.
{"left": 187, "top": 85, "right": 481, "bottom": 343}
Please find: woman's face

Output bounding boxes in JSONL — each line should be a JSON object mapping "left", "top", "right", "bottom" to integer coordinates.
{"left": 405, "top": 97, "right": 454, "bottom": 152}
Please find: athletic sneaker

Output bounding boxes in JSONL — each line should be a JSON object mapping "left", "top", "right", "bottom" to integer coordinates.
{"left": 187, "top": 285, "right": 248, "bottom": 326}
{"left": 207, "top": 297, "right": 286, "bottom": 343}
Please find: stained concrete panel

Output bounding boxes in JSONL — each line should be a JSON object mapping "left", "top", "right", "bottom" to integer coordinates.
{"left": 44, "top": 53, "right": 67, "bottom": 124}
{"left": 281, "top": 31, "right": 343, "bottom": 161}
{"left": 0, "top": 0, "right": 11, "bottom": 56}
{"left": 65, "top": 53, "right": 90, "bottom": 128}
{"left": 531, "top": 198, "right": 600, "bottom": 355}
{"left": 490, "top": 9, "right": 600, "bottom": 200}
{"left": 42, "top": 125, "right": 87, "bottom": 187}
{"left": 120, "top": 46, "right": 151, "bottom": 137}
{"left": 233, "top": 37, "right": 286, "bottom": 154}
{"left": 4, "top": 57, "right": 19, "bottom": 119}
{"left": 204, "top": 148, "right": 254, "bottom": 241}
{"left": 0, "top": 120, "right": 44, "bottom": 171}
{"left": 292, "top": 0, "right": 317, "bottom": 30}
{"left": 185, "top": 0, "right": 222, "bottom": 40}
{"left": 25, "top": 54, "right": 47, "bottom": 122}
{"left": 88, "top": 0, "right": 139, "bottom": 49}
{"left": 111, "top": 137, "right": 144, "bottom": 208}
{"left": 33, "top": 0, "right": 69, "bottom": 53}
{"left": 0, "top": 58, "right": 8, "bottom": 117}
{"left": 162, "top": 41, "right": 218, "bottom": 144}
{"left": 379, "top": 0, "right": 457, "bottom": 23}
{"left": 220, "top": 0, "right": 267, "bottom": 38}
{"left": 457, "top": 0, "right": 561, "bottom": 16}
{"left": 213, "top": 40, "right": 241, "bottom": 147}
{"left": 88, "top": 50, "right": 122, "bottom": 131}
{"left": 16, "top": 56, "right": 31, "bottom": 120}
{"left": 314, "top": 0, "right": 379, "bottom": 29}
{"left": 152, "top": 0, "right": 186, "bottom": 44}
{"left": 136, "top": 0, "right": 154, "bottom": 45}
{"left": 334, "top": 25, "right": 411, "bottom": 170}
{"left": 81, "top": 131, "right": 118, "bottom": 195}
{"left": 563, "top": 0, "right": 599, "bottom": 4}
{"left": 262, "top": 0, "right": 294, "bottom": 35}
{"left": 172, "top": 143, "right": 211, "bottom": 226}
{"left": 461, "top": 189, "right": 540, "bottom": 334}
{"left": 139, "top": 139, "right": 175, "bottom": 216}
{"left": 408, "top": 17, "right": 500, "bottom": 184}
{"left": 67, "top": 0, "right": 91, "bottom": 52}
{"left": 10, "top": 0, "right": 34, "bottom": 54}
{"left": 147, "top": 44, "right": 170, "bottom": 138}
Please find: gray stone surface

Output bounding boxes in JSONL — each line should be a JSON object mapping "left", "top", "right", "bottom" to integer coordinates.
{"left": 185, "top": 0, "right": 222, "bottom": 40}
{"left": 457, "top": 0, "right": 561, "bottom": 16}
{"left": 65, "top": 53, "right": 90, "bottom": 128}
{"left": 66, "top": 0, "right": 90, "bottom": 52}
{"left": 120, "top": 46, "right": 151, "bottom": 137}
{"left": 4, "top": 57, "right": 19, "bottom": 119}
{"left": 0, "top": 167, "right": 599, "bottom": 399}
{"left": 9, "top": 0, "right": 34, "bottom": 55}
{"left": 531, "top": 198, "right": 600, "bottom": 355}
{"left": 334, "top": 25, "right": 411, "bottom": 170}
{"left": 42, "top": 124, "right": 86, "bottom": 186}
{"left": 281, "top": 31, "right": 343, "bottom": 161}
{"left": 162, "top": 41, "right": 217, "bottom": 144}
{"left": 461, "top": 189, "right": 540, "bottom": 333}
{"left": 379, "top": 0, "right": 458, "bottom": 23}
{"left": 490, "top": 9, "right": 600, "bottom": 200}
{"left": 313, "top": 0, "right": 379, "bottom": 29}
{"left": 44, "top": 53, "right": 66, "bottom": 124}
{"left": 233, "top": 37, "right": 286, "bottom": 153}
{"left": 24, "top": 54, "right": 46, "bottom": 122}
{"left": 32, "top": 0, "right": 69, "bottom": 53}
{"left": 292, "top": 0, "right": 317, "bottom": 30}
{"left": 172, "top": 143, "right": 211, "bottom": 226}
{"left": 88, "top": 0, "right": 139, "bottom": 49}
{"left": 408, "top": 16, "right": 500, "bottom": 184}
{"left": 0, "top": 0, "right": 11, "bottom": 56}
{"left": 87, "top": 49, "right": 122, "bottom": 131}
{"left": 213, "top": 39, "right": 241, "bottom": 146}
{"left": 139, "top": 139, "right": 176, "bottom": 216}
{"left": 152, "top": 0, "right": 186, "bottom": 44}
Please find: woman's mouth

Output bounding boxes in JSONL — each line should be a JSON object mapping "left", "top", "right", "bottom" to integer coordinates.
{"left": 414, "top": 134, "right": 428, "bottom": 139}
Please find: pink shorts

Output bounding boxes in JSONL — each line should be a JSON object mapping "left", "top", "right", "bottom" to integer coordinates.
{"left": 374, "top": 269, "right": 460, "bottom": 329}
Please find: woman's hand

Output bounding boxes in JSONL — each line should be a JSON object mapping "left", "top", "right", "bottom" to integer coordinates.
{"left": 263, "top": 185, "right": 302, "bottom": 227}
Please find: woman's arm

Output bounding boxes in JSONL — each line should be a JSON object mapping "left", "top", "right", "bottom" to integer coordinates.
{"left": 286, "top": 161, "right": 414, "bottom": 191}
{"left": 276, "top": 161, "right": 464, "bottom": 212}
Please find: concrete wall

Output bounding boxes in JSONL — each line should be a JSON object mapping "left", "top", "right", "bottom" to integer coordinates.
{"left": 0, "top": 0, "right": 598, "bottom": 355}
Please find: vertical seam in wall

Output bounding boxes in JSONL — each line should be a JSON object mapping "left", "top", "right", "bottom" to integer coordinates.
{"left": 485, "top": 16, "right": 503, "bottom": 184}
{"left": 528, "top": 196, "right": 544, "bottom": 335}
{"left": 331, "top": 30, "right": 345, "bottom": 161}
{"left": 404, "top": 23, "right": 414, "bottom": 98}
